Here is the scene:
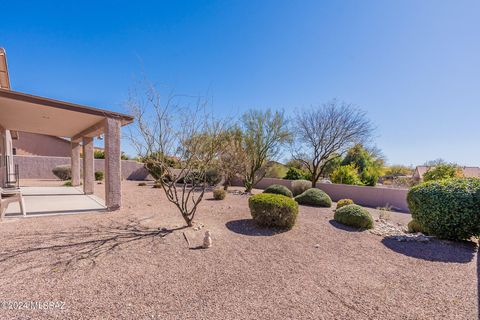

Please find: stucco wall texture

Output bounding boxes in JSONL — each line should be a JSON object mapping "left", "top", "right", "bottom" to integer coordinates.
{"left": 13, "top": 132, "right": 71, "bottom": 157}
{"left": 14, "top": 155, "right": 151, "bottom": 181}
{"left": 234, "top": 177, "right": 410, "bottom": 212}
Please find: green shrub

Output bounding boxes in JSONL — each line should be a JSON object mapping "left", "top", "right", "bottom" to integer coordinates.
{"left": 248, "top": 193, "right": 299, "bottom": 229}
{"left": 331, "top": 164, "right": 363, "bottom": 185}
{"left": 138, "top": 182, "right": 147, "bottom": 186}
{"left": 407, "top": 219, "right": 426, "bottom": 234}
{"left": 213, "top": 188, "right": 226, "bottom": 200}
{"left": 95, "top": 171, "right": 104, "bottom": 181}
{"left": 52, "top": 165, "right": 71, "bottom": 180}
{"left": 153, "top": 181, "right": 162, "bottom": 188}
{"left": 206, "top": 168, "right": 222, "bottom": 186}
{"left": 423, "top": 164, "right": 463, "bottom": 182}
{"left": 336, "top": 199, "right": 354, "bottom": 209}
{"left": 407, "top": 178, "right": 480, "bottom": 240}
{"left": 263, "top": 184, "right": 293, "bottom": 198}
{"left": 291, "top": 179, "right": 311, "bottom": 196}
{"left": 294, "top": 188, "right": 332, "bottom": 207}
{"left": 284, "top": 167, "right": 308, "bottom": 180}
{"left": 63, "top": 180, "right": 73, "bottom": 187}
{"left": 334, "top": 204, "right": 374, "bottom": 229}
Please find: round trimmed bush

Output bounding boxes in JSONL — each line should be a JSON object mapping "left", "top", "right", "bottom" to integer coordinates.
{"left": 52, "top": 165, "right": 71, "bottom": 180}
{"left": 334, "top": 204, "right": 374, "bottom": 229}
{"left": 291, "top": 179, "right": 311, "bottom": 196}
{"left": 294, "top": 188, "right": 332, "bottom": 207}
{"left": 407, "top": 219, "right": 426, "bottom": 234}
{"left": 213, "top": 188, "right": 226, "bottom": 200}
{"left": 263, "top": 184, "right": 293, "bottom": 198}
{"left": 407, "top": 178, "right": 480, "bottom": 240}
{"left": 248, "top": 193, "right": 299, "bottom": 229}
{"left": 336, "top": 199, "right": 354, "bottom": 209}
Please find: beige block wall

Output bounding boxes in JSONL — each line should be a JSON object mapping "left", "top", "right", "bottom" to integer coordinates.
{"left": 235, "top": 177, "right": 410, "bottom": 212}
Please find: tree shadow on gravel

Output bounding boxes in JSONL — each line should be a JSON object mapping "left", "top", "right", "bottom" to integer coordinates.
{"left": 0, "top": 218, "right": 186, "bottom": 272}
{"left": 225, "top": 219, "right": 287, "bottom": 236}
{"left": 328, "top": 220, "right": 365, "bottom": 232}
{"left": 381, "top": 236, "right": 477, "bottom": 263}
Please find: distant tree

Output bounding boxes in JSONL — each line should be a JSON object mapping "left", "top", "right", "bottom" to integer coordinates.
{"left": 423, "top": 164, "right": 463, "bottom": 182}
{"left": 217, "top": 127, "right": 247, "bottom": 190}
{"left": 321, "top": 154, "right": 343, "bottom": 179}
{"left": 240, "top": 109, "right": 290, "bottom": 192}
{"left": 331, "top": 164, "right": 363, "bottom": 185}
{"left": 292, "top": 100, "right": 374, "bottom": 188}
{"left": 384, "top": 165, "right": 413, "bottom": 177}
{"left": 341, "top": 144, "right": 385, "bottom": 186}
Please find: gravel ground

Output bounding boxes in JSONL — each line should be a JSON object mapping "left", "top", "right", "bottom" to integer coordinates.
{"left": 0, "top": 180, "right": 477, "bottom": 319}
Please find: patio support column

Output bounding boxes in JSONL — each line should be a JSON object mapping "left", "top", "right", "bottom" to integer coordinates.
{"left": 71, "top": 141, "right": 81, "bottom": 186}
{"left": 82, "top": 136, "right": 94, "bottom": 194}
{"left": 104, "top": 117, "right": 121, "bottom": 210}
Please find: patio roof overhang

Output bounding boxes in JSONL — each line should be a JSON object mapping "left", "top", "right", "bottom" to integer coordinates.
{"left": 0, "top": 88, "right": 133, "bottom": 139}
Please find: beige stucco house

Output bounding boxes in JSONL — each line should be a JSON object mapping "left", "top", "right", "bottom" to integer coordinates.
{"left": 0, "top": 48, "right": 133, "bottom": 210}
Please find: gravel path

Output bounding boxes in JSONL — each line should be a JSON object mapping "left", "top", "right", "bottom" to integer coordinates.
{"left": 0, "top": 180, "right": 477, "bottom": 319}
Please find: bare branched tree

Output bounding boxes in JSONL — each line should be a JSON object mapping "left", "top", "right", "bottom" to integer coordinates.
{"left": 292, "top": 100, "right": 374, "bottom": 187}
{"left": 126, "top": 83, "right": 225, "bottom": 227}
{"left": 241, "top": 109, "right": 290, "bottom": 192}
{"left": 217, "top": 126, "right": 247, "bottom": 190}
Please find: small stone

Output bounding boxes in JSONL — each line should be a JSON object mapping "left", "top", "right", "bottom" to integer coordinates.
{"left": 314, "top": 244, "right": 320, "bottom": 248}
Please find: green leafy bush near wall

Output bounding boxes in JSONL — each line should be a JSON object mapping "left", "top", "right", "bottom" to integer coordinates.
{"left": 52, "top": 165, "right": 71, "bottom": 181}
{"left": 95, "top": 171, "right": 104, "bottom": 181}
{"left": 294, "top": 188, "right": 332, "bottom": 207}
{"left": 284, "top": 167, "right": 309, "bottom": 180}
{"left": 248, "top": 193, "right": 299, "bottom": 229}
{"left": 263, "top": 184, "right": 293, "bottom": 198}
{"left": 407, "top": 178, "right": 480, "bottom": 240}
{"left": 334, "top": 204, "right": 374, "bottom": 229}
{"left": 291, "top": 179, "right": 311, "bottom": 196}
{"left": 206, "top": 168, "right": 222, "bottom": 186}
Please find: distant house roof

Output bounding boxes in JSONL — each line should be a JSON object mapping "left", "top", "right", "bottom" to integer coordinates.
{"left": 414, "top": 165, "right": 480, "bottom": 180}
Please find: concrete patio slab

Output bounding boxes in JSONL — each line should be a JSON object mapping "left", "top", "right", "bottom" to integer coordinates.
{"left": 4, "top": 187, "right": 106, "bottom": 217}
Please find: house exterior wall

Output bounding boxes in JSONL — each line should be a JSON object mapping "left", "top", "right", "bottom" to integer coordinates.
{"left": 12, "top": 131, "right": 71, "bottom": 157}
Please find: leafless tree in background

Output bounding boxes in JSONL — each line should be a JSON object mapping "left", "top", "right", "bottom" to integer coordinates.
{"left": 126, "top": 83, "right": 225, "bottom": 227}
{"left": 217, "top": 126, "right": 247, "bottom": 190}
{"left": 292, "top": 100, "right": 374, "bottom": 188}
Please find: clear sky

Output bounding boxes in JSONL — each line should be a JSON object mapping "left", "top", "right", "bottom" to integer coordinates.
{"left": 2, "top": 0, "right": 479, "bottom": 166}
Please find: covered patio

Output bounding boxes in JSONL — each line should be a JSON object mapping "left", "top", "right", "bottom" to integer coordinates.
{"left": 5, "top": 185, "right": 106, "bottom": 217}
{"left": 0, "top": 88, "right": 134, "bottom": 213}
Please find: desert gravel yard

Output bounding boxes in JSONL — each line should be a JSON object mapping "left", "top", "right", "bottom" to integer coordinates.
{"left": 0, "top": 180, "right": 478, "bottom": 320}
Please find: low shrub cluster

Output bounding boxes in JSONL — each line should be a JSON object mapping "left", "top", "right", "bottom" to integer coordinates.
{"left": 334, "top": 204, "right": 374, "bottom": 229}
{"left": 284, "top": 167, "right": 310, "bottom": 180}
{"left": 213, "top": 188, "right": 226, "bottom": 200}
{"left": 249, "top": 193, "right": 299, "bottom": 229}
{"left": 407, "top": 219, "right": 426, "bottom": 234}
{"left": 95, "top": 171, "right": 104, "bottom": 181}
{"left": 294, "top": 188, "right": 332, "bottom": 207}
{"left": 206, "top": 168, "right": 222, "bottom": 186}
{"left": 336, "top": 199, "right": 354, "bottom": 209}
{"left": 407, "top": 178, "right": 480, "bottom": 240}
{"left": 52, "top": 165, "right": 71, "bottom": 181}
{"left": 291, "top": 179, "right": 311, "bottom": 197}
{"left": 263, "top": 184, "right": 293, "bottom": 198}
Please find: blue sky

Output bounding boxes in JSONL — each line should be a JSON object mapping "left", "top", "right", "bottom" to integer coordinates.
{"left": 2, "top": 0, "right": 479, "bottom": 166}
